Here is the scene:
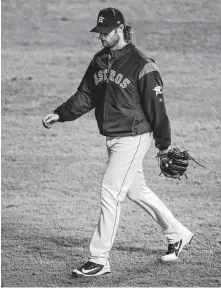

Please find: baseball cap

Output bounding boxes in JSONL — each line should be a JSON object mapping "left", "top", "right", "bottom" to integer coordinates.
{"left": 90, "top": 7, "right": 125, "bottom": 34}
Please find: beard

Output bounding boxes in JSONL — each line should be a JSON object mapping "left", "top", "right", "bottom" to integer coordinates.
{"left": 101, "top": 33, "right": 120, "bottom": 48}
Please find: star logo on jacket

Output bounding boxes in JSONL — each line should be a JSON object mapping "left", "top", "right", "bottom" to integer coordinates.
{"left": 98, "top": 16, "right": 105, "bottom": 23}
{"left": 153, "top": 85, "right": 162, "bottom": 96}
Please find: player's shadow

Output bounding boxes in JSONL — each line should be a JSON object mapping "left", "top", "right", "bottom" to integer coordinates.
{"left": 113, "top": 243, "right": 164, "bottom": 256}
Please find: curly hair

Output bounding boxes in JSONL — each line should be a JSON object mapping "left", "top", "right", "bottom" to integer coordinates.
{"left": 123, "top": 22, "right": 133, "bottom": 43}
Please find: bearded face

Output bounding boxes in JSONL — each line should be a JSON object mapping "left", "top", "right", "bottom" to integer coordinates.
{"left": 99, "top": 29, "right": 120, "bottom": 48}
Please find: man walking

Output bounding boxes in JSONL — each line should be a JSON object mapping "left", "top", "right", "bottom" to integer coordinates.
{"left": 42, "top": 7, "right": 193, "bottom": 277}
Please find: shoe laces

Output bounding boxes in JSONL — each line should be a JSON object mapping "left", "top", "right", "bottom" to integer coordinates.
{"left": 83, "top": 261, "right": 96, "bottom": 269}
{"left": 166, "top": 239, "right": 182, "bottom": 254}
{"left": 166, "top": 243, "right": 175, "bottom": 254}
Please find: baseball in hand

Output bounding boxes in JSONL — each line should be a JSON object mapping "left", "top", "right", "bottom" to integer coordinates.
{"left": 42, "top": 113, "right": 59, "bottom": 129}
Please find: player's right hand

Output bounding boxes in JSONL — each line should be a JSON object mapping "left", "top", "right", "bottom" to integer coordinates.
{"left": 42, "top": 113, "right": 59, "bottom": 129}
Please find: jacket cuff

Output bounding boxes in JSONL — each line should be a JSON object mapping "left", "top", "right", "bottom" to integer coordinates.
{"left": 159, "top": 145, "right": 172, "bottom": 154}
{"left": 53, "top": 109, "right": 64, "bottom": 122}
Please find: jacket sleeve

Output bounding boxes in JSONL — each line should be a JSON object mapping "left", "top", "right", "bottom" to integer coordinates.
{"left": 138, "top": 61, "right": 171, "bottom": 150}
{"left": 54, "top": 60, "right": 95, "bottom": 122}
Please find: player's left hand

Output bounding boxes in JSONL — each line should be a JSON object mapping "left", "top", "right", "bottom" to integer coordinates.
{"left": 157, "top": 147, "right": 205, "bottom": 180}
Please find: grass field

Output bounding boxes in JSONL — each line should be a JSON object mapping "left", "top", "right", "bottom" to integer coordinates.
{"left": 1, "top": 0, "right": 221, "bottom": 287}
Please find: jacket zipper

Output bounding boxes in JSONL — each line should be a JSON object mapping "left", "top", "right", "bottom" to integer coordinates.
{"left": 103, "top": 53, "right": 114, "bottom": 134}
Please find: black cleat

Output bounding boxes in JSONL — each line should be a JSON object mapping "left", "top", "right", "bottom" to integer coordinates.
{"left": 161, "top": 232, "right": 193, "bottom": 262}
{"left": 72, "top": 261, "right": 111, "bottom": 277}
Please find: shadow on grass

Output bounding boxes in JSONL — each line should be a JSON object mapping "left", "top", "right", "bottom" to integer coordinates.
{"left": 48, "top": 235, "right": 90, "bottom": 248}
{"left": 113, "top": 244, "right": 162, "bottom": 254}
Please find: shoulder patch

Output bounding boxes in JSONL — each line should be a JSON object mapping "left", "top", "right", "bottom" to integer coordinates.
{"left": 138, "top": 62, "right": 160, "bottom": 79}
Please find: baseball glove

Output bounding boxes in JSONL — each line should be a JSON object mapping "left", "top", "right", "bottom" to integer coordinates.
{"left": 157, "top": 148, "right": 205, "bottom": 180}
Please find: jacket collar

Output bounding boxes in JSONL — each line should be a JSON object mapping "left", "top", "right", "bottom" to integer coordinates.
{"left": 94, "top": 42, "right": 134, "bottom": 69}
{"left": 109, "top": 42, "right": 134, "bottom": 60}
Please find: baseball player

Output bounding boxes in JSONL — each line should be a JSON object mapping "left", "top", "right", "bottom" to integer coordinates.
{"left": 42, "top": 7, "right": 193, "bottom": 277}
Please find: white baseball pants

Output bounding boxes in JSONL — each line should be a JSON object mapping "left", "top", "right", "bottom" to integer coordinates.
{"left": 89, "top": 132, "right": 190, "bottom": 265}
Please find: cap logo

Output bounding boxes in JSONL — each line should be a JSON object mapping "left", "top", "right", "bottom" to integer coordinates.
{"left": 98, "top": 16, "right": 105, "bottom": 23}
{"left": 117, "top": 21, "right": 121, "bottom": 24}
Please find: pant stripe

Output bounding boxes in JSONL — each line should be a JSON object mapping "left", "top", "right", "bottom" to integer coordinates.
{"left": 109, "top": 135, "right": 142, "bottom": 248}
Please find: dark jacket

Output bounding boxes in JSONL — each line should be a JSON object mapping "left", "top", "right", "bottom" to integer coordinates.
{"left": 54, "top": 42, "right": 171, "bottom": 150}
